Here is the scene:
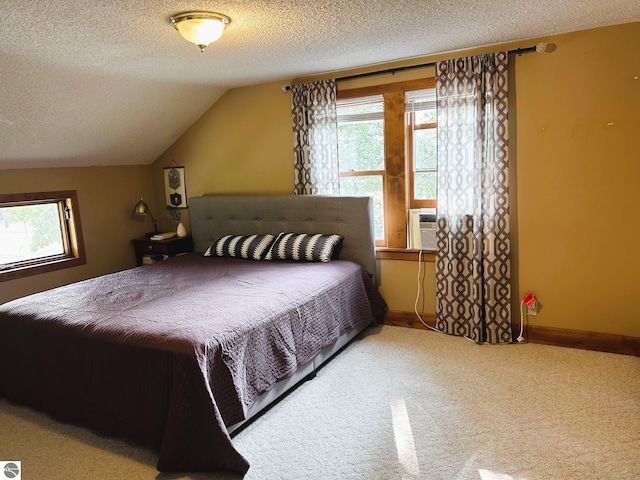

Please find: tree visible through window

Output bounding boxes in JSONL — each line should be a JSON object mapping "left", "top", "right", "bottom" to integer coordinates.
{"left": 407, "top": 88, "right": 438, "bottom": 209}
{"left": 337, "top": 78, "right": 436, "bottom": 248}
{"left": 0, "top": 203, "right": 65, "bottom": 264}
{"left": 0, "top": 191, "right": 86, "bottom": 281}
{"left": 337, "top": 95, "right": 385, "bottom": 241}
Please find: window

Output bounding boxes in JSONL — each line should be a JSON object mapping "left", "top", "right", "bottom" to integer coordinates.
{"left": 406, "top": 88, "right": 438, "bottom": 209}
{"left": 0, "top": 191, "right": 86, "bottom": 281}
{"left": 337, "top": 78, "right": 436, "bottom": 249}
{"left": 337, "top": 94, "right": 385, "bottom": 242}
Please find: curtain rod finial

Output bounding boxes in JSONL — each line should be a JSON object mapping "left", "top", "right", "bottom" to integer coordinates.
{"left": 536, "top": 42, "right": 557, "bottom": 53}
{"left": 535, "top": 42, "right": 547, "bottom": 53}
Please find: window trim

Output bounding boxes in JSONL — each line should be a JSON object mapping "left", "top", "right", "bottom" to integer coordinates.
{"left": 375, "top": 247, "right": 435, "bottom": 262}
{"left": 0, "top": 190, "right": 86, "bottom": 282}
{"left": 337, "top": 77, "right": 435, "bottom": 250}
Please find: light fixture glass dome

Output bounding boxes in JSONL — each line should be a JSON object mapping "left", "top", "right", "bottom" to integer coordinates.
{"left": 170, "top": 11, "right": 231, "bottom": 52}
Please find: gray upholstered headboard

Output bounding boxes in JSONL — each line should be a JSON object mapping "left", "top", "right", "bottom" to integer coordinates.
{"left": 189, "top": 195, "right": 376, "bottom": 277}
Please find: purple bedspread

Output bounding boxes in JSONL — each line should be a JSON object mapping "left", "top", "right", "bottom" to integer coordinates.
{"left": 0, "top": 254, "right": 386, "bottom": 473}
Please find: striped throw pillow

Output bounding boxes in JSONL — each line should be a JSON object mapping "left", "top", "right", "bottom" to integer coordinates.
{"left": 204, "top": 234, "right": 276, "bottom": 260}
{"left": 265, "top": 233, "right": 343, "bottom": 262}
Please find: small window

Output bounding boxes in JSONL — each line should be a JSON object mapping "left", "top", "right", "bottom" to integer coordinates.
{"left": 0, "top": 191, "right": 86, "bottom": 282}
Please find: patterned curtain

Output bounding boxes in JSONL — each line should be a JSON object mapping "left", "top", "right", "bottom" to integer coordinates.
{"left": 435, "top": 52, "right": 512, "bottom": 344}
{"left": 291, "top": 80, "right": 340, "bottom": 194}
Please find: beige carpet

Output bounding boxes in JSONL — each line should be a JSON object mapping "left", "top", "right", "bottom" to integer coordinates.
{"left": 1, "top": 325, "right": 639, "bottom": 480}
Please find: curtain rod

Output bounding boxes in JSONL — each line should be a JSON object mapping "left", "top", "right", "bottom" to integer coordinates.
{"left": 282, "top": 42, "right": 549, "bottom": 92}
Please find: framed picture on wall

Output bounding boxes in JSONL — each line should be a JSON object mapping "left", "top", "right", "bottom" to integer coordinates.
{"left": 164, "top": 166, "right": 188, "bottom": 208}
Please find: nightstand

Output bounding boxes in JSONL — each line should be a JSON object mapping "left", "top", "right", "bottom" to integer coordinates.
{"left": 131, "top": 235, "right": 194, "bottom": 266}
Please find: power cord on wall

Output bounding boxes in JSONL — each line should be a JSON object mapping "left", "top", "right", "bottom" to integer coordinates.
{"left": 414, "top": 249, "right": 442, "bottom": 333}
{"left": 416, "top": 248, "right": 532, "bottom": 344}
{"left": 517, "top": 292, "right": 538, "bottom": 343}
{"left": 517, "top": 298, "right": 527, "bottom": 343}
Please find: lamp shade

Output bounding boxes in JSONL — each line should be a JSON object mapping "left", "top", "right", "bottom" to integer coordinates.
{"left": 133, "top": 198, "right": 150, "bottom": 216}
{"left": 171, "top": 12, "right": 231, "bottom": 52}
{"left": 133, "top": 197, "right": 158, "bottom": 234}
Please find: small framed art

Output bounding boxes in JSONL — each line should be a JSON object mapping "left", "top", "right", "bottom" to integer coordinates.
{"left": 164, "top": 166, "right": 188, "bottom": 208}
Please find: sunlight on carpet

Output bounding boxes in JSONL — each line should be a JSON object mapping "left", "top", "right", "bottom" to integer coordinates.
{"left": 478, "top": 469, "right": 520, "bottom": 480}
{"left": 391, "top": 397, "right": 420, "bottom": 479}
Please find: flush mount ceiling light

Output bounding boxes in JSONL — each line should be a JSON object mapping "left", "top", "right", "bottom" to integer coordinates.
{"left": 170, "top": 11, "right": 231, "bottom": 52}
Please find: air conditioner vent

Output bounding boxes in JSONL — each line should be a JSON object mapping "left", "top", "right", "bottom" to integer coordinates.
{"left": 408, "top": 208, "right": 436, "bottom": 250}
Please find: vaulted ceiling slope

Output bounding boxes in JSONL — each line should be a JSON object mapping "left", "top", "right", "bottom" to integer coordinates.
{"left": 1, "top": 1, "right": 638, "bottom": 170}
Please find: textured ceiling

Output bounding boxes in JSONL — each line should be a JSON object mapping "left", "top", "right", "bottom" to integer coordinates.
{"left": 1, "top": 1, "right": 639, "bottom": 170}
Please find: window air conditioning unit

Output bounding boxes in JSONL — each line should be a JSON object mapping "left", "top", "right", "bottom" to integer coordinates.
{"left": 408, "top": 208, "right": 436, "bottom": 250}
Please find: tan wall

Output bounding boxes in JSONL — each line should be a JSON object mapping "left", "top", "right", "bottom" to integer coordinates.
{"left": 150, "top": 81, "right": 294, "bottom": 232}
{"left": 160, "top": 23, "right": 635, "bottom": 338}
{"left": 1, "top": 165, "right": 154, "bottom": 303}
{"left": 515, "top": 23, "right": 640, "bottom": 337}
{"left": 376, "top": 259, "right": 436, "bottom": 315}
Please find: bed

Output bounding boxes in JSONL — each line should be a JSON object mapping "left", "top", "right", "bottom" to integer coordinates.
{"left": 0, "top": 194, "right": 386, "bottom": 474}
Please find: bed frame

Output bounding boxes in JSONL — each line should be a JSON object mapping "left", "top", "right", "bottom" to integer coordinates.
{"left": 188, "top": 194, "right": 379, "bottom": 433}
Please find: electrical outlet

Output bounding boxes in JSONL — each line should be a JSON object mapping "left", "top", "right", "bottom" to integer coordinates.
{"left": 522, "top": 292, "right": 538, "bottom": 316}
{"left": 526, "top": 301, "right": 537, "bottom": 316}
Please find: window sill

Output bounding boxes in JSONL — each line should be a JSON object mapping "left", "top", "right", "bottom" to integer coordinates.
{"left": 375, "top": 248, "right": 435, "bottom": 262}
{"left": 0, "top": 256, "right": 86, "bottom": 282}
